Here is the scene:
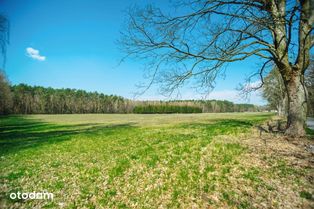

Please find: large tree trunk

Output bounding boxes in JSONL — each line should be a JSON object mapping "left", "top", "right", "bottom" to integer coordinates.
{"left": 285, "top": 73, "right": 307, "bottom": 137}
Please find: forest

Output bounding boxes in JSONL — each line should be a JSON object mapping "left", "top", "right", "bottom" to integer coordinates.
{"left": 0, "top": 81, "right": 260, "bottom": 114}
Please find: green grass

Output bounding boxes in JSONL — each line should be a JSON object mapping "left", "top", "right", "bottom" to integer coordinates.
{"left": 0, "top": 113, "right": 311, "bottom": 208}
{"left": 306, "top": 127, "right": 314, "bottom": 137}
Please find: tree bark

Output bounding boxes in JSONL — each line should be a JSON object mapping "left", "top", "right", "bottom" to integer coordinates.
{"left": 285, "top": 73, "right": 307, "bottom": 137}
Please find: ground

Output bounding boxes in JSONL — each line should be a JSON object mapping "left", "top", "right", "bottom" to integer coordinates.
{"left": 0, "top": 113, "right": 313, "bottom": 208}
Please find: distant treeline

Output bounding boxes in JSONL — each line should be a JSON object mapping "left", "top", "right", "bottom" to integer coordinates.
{"left": 133, "top": 104, "right": 202, "bottom": 114}
{"left": 1, "top": 83, "right": 261, "bottom": 114}
{"left": 134, "top": 100, "right": 259, "bottom": 114}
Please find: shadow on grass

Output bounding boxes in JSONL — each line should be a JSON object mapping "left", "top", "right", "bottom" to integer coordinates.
{"left": 178, "top": 119, "right": 255, "bottom": 136}
{"left": 180, "top": 119, "right": 253, "bottom": 129}
{"left": 0, "top": 115, "right": 135, "bottom": 155}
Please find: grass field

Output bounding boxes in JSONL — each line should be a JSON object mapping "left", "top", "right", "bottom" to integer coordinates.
{"left": 0, "top": 113, "right": 313, "bottom": 208}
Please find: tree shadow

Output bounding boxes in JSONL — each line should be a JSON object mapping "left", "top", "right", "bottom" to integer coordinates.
{"left": 179, "top": 119, "right": 253, "bottom": 129}
{"left": 0, "top": 116, "right": 135, "bottom": 155}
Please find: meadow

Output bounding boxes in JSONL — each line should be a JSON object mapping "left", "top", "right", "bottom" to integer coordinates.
{"left": 0, "top": 113, "right": 313, "bottom": 208}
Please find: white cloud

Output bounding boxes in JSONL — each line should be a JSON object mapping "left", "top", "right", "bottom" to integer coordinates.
{"left": 26, "top": 47, "right": 46, "bottom": 61}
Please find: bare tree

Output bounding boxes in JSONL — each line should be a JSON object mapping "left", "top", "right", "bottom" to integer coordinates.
{"left": 262, "top": 67, "right": 287, "bottom": 116}
{"left": 0, "top": 15, "right": 12, "bottom": 114}
{"left": 119, "top": 0, "right": 313, "bottom": 137}
{"left": 0, "top": 15, "right": 9, "bottom": 67}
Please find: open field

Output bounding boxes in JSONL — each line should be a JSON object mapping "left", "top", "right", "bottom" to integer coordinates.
{"left": 0, "top": 113, "right": 313, "bottom": 208}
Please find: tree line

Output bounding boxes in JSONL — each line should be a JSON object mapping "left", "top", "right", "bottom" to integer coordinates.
{"left": 133, "top": 104, "right": 202, "bottom": 114}
{"left": 0, "top": 74, "right": 261, "bottom": 115}
{"left": 9, "top": 84, "right": 131, "bottom": 114}
{"left": 133, "top": 100, "right": 259, "bottom": 114}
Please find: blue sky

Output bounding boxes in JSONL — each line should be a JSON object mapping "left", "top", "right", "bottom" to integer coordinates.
{"left": 0, "top": 0, "right": 266, "bottom": 104}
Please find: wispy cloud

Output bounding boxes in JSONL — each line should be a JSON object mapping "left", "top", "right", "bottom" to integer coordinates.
{"left": 26, "top": 47, "right": 46, "bottom": 61}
